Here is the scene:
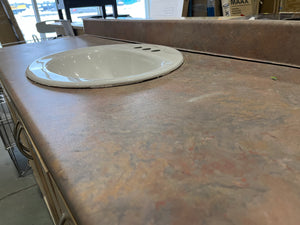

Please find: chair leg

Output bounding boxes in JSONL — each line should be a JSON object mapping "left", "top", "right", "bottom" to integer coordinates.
{"left": 101, "top": 5, "right": 107, "bottom": 18}
{"left": 65, "top": 7, "right": 72, "bottom": 22}
{"left": 58, "top": 9, "right": 64, "bottom": 20}
{"left": 112, "top": 2, "right": 118, "bottom": 18}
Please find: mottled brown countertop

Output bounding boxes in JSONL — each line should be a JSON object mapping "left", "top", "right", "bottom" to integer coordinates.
{"left": 0, "top": 36, "right": 300, "bottom": 225}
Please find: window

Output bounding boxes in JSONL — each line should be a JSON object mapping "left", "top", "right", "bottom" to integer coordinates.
{"left": 117, "top": 0, "right": 147, "bottom": 19}
{"left": 8, "top": 0, "right": 149, "bottom": 42}
{"left": 8, "top": 0, "right": 59, "bottom": 42}
{"left": 69, "top": 0, "right": 148, "bottom": 22}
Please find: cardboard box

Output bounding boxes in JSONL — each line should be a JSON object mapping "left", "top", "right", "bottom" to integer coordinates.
{"left": 280, "top": 0, "right": 300, "bottom": 12}
{"left": 182, "top": 0, "right": 190, "bottom": 16}
{"left": 0, "top": 0, "right": 24, "bottom": 45}
{"left": 192, "top": 0, "right": 222, "bottom": 16}
{"left": 260, "top": 0, "right": 280, "bottom": 14}
{"left": 221, "top": 0, "right": 259, "bottom": 16}
{"left": 0, "top": 3, "right": 18, "bottom": 44}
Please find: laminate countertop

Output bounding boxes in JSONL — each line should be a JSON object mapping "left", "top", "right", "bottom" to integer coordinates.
{"left": 0, "top": 35, "right": 300, "bottom": 225}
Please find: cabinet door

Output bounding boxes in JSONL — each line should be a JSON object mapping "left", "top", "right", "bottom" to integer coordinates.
{"left": 48, "top": 173, "right": 77, "bottom": 225}
{"left": 17, "top": 121, "right": 77, "bottom": 225}
{"left": 20, "top": 123, "right": 76, "bottom": 225}
{"left": 17, "top": 122, "right": 61, "bottom": 224}
{"left": 2, "top": 85, "right": 77, "bottom": 225}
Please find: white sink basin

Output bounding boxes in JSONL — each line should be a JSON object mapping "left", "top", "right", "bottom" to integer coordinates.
{"left": 26, "top": 43, "right": 184, "bottom": 88}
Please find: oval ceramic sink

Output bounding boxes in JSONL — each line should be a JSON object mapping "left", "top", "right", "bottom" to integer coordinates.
{"left": 26, "top": 43, "right": 184, "bottom": 88}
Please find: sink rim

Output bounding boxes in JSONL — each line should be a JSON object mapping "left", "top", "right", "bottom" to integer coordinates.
{"left": 26, "top": 43, "right": 184, "bottom": 88}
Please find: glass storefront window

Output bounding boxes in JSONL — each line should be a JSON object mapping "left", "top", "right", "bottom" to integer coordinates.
{"left": 69, "top": 7, "right": 100, "bottom": 22}
{"left": 117, "top": 0, "right": 146, "bottom": 19}
{"left": 9, "top": 0, "right": 38, "bottom": 42}
{"left": 69, "top": 0, "right": 147, "bottom": 22}
{"left": 8, "top": 0, "right": 147, "bottom": 43}
{"left": 8, "top": 0, "right": 59, "bottom": 42}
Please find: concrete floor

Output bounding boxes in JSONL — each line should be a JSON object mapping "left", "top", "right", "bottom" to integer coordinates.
{"left": 0, "top": 141, "right": 53, "bottom": 225}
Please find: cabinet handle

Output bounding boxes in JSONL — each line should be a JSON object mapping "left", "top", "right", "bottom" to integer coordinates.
{"left": 13, "top": 120, "right": 20, "bottom": 140}
{"left": 14, "top": 121, "right": 33, "bottom": 160}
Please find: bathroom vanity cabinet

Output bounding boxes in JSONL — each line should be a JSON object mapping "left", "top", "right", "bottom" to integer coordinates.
{"left": 1, "top": 85, "right": 77, "bottom": 225}
{"left": 0, "top": 35, "right": 299, "bottom": 225}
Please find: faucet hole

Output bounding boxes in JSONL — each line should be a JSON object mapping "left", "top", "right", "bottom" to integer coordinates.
{"left": 142, "top": 48, "right": 151, "bottom": 50}
{"left": 151, "top": 49, "right": 160, "bottom": 52}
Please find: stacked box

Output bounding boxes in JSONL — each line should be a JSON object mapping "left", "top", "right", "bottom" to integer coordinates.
{"left": 260, "top": 0, "right": 280, "bottom": 14}
{"left": 280, "top": 0, "right": 300, "bottom": 12}
{"left": 221, "top": 0, "right": 259, "bottom": 16}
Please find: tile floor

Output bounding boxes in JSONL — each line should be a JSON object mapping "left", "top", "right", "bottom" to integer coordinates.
{"left": 0, "top": 141, "right": 53, "bottom": 225}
